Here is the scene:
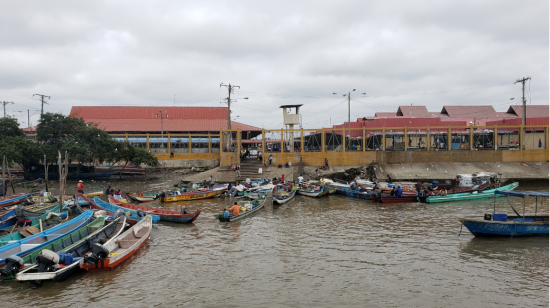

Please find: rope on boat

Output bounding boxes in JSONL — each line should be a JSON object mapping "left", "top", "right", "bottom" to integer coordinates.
{"left": 457, "top": 224, "right": 462, "bottom": 237}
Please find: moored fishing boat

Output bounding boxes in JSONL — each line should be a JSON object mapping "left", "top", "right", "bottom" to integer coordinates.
{"left": 127, "top": 192, "right": 158, "bottom": 202}
{"left": 158, "top": 189, "right": 223, "bottom": 202}
{"left": 214, "top": 195, "right": 267, "bottom": 222}
{"left": 421, "top": 182, "right": 518, "bottom": 203}
{"left": 0, "top": 210, "right": 17, "bottom": 230}
{"left": 75, "top": 194, "right": 139, "bottom": 226}
{"left": 14, "top": 202, "right": 62, "bottom": 218}
{"left": 93, "top": 198, "right": 160, "bottom": 223}
{"left": 272, "top": 184, "right": 296, "bottom": 205}
{"left": 378, "top": 194, "right": 418, "bottom": 203}
{"left": 0, "top": 210, "right": 94, "bottom": 268}
{"left": 458, "top": 190, "right": 549, "bottom": 237}
{"left": 296, "top": 184, "right": 324, "bottom": 197}
{"left": 15, "top": 216, "right": 127, "bottom": 285}
{"left": 108, "top": 195, "right": 200, "bottom": 223}
{"left": 0, "top": 194, "right": 28, "bottom": 208}
{"left": 0, "top": 209, "right": 68, "bottom": 245}
{"left": 1, "top": 216, "right": 109, "bottom": 282}
{"left": 79, "top": 215, "right": 152, "bottom": 272}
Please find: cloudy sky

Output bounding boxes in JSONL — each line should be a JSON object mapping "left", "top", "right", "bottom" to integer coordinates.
{"left": 1, "top": 0, "right": 548, "bottom": 129}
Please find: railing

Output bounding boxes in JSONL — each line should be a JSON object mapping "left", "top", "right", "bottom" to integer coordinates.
{"left": 23, "top": 125, "right": 548, "bottom": 160}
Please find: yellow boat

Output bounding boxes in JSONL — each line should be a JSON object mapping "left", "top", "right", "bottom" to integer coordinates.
{"left": 159, "top": 189, "right": 223, "bottom": 202}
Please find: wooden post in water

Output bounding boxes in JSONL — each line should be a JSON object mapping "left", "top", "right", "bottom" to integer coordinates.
{"left": 58, "top": 151, "right": 69, "bottom": 213}
{"left": 44, "top": 155, "right": 49, "bottom": 193}
{"left": 2, "top": 156, "right": 6, "bottom": 199}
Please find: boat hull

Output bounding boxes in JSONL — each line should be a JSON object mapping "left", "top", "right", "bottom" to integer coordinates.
{"left": 424, "top": 182, "right": 518, "bottom": 203}
{"left": 459, "top": 216, "right": 549, "bottom": 237}
{"left": 379, "top": 196, "right": 418, "bottom": 203}
{"left": 160, "top": 190, "right": 223, "bottom": 202}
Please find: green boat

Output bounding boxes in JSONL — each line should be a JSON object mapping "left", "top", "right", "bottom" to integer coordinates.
{"left": 422, "top": 182, "right": 519, "bottom": 203}
{"left": 0, "top": 205, "right": 68, "bottom": 247}
{"left": 0, "top": 216, "right": 107, "bottom": 281}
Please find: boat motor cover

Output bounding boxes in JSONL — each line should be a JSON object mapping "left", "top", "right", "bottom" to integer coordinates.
{"left": 39, "top": 249, "right": 60, "bottom": 264}
{"left": 6, "top": 255, "right": 24, "bottom": 267}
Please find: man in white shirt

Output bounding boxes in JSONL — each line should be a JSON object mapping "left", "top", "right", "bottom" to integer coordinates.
{"left": 245, "top": 178, "right": 251, "bottom": 185}
{"left": 297, "top": 174, "right": 304, "bottom": 183}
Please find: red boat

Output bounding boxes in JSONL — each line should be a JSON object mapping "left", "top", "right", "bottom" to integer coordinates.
{"left": 79, "top": 215, "right": 152, "bottom": 272}
{"left": 379, "top": 195, "right": 418, "bottom": 203}
{"left": 0, "top": 194, "right": 28, "bottom": 208}
{"left": 75, "top": 193, "right": 138, "bottom": 226}
{"left": 108, "top": 195, "right": 201, "bottom": 223}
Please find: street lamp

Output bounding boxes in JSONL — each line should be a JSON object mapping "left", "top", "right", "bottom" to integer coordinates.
{"left": 333, "top": 89, "right": 366, "bottom": 129}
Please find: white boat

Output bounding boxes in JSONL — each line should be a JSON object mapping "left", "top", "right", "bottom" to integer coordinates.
{"left": 456, "top": 172, "right": 498, "bottom": 188}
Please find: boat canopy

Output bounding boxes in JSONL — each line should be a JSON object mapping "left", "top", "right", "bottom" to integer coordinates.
{"left": 494, "top": 190, "right": 549, "bottom": 198}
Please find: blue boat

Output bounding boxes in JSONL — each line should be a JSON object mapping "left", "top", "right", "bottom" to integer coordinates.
{"left": 0, "top": 210, "right": 94, "bottom": 266}
{"left": 0, "top": 195, "right": 28, "bottom": 208}
{"left": 0, "top": 210, "right": 17, "bottom": 230}
{"left": 93, "top": 198, "right": 160, "bottom": 223}
{"left": 458, "top": 190, "right": 549, "bottom": 237}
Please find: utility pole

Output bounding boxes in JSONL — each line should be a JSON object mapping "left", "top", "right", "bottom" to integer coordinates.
{"left": 347, "top": 92, "right": 351, "bottom": 129}
{"left": 333, "top": 89, "right": 365, "bottom": 129}
{"left": 1, "top": 101, "right": 14, "bottom": 118}
{"left": 514, "top": 77, "right": 531, "bottom": 126}
{"left": 28, "top": 109, "right": 30, "bottom": 128}
{"left": 220, "top": 83, "right": 241, "bottom": 130}
{"left": 33, "top": 94, "right": 50, "bottom": 116}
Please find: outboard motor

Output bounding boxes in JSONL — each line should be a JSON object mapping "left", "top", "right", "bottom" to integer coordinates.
{"left": 23, "top": 198, "right": 35, "bottom": 206}
{"left": 32, "top": 249, "right": 60, "bottom": 287}
{"left": 83, "top": 241, "right": 109, "bottom": 267}
{"left": 114, "top": 209, "right": 126, "bottom": 219}
{"left": 136, "top": 209, "right": 146, "bottom": 217}
{"left": 0, "top": 255, "right": 24, "bottom": 281}
{"left": 227, "top": 187, "right": 238, "bottom": 198}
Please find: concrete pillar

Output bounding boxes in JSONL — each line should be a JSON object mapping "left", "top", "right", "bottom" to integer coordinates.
{"left": 146, "top": 133, "right": 149, "bottom": 151}
{"left": 546, "top": 125, "right": 549, "bottom": 150}
{"left": 237, "top": 130, "right": 242, "bottom": 161}
{"left": 426, "top": 128, "right": 430, "bottom": 151}
{"left": 382, "top": 128, "right": 386, "bottom": 151}
{"left": 300, "top": 128, "right": 304, "bottom": 153}
{"left": 469, "top": 127, "right": 474, "bottom": 150}
{"left": 168, "top": 133, "right": 171, "bottom": 156}
{"left": 404, "top": 127, "right": 408, "bottom": 151}
{"left": 125, "top": 133, "right": 128, "bottom": 142}
{"left": 494, "top": 125, "right": 498, "bottom": 150}
{"left": 362, "top": 128, "right": 366, "bottom": 152}
{"left": 519, "top": 125, "right": 524, "bottom": 152}
{"left": 322, "top": 129, "right": 325, "bottom": 153}
{"left": 280, "top": 129, "right": 284, "bottom": 153}
{"left": 262, "top": 130, "right": 266, "bottom": 164}
{"left": 447, "top": 127, "right": 451, "bottom": 151}
{"left": 342, "top": 128, "right": 346, "bottom": 152}
{"left": 208, "top": 135, "right": 211, "bottom": 154}
{"left": 188, "top": 134, "right": 192, "bottom": 154}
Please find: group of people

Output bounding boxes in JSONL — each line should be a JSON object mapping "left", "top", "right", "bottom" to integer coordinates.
{"left": 104, "top": 185, "right": 126, "bottom": 201}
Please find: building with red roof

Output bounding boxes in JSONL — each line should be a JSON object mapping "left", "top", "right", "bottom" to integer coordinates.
{"left": 68, "top": 106, "right": 261, "bottom": 135}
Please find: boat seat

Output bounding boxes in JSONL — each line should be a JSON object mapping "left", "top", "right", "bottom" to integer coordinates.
{"left": 20, "top": 244, "right": 41, "bottom": 250}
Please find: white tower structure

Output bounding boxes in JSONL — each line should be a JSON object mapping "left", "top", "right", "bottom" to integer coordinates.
{"left": 280, "top": 104, "right": 302, "bottom": 152}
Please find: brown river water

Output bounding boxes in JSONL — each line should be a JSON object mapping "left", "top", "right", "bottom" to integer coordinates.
{"left": 1, "top": 177, "right": 548, "bottom": 308}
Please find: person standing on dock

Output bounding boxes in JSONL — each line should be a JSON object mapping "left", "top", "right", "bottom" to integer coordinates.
{"left": 268, "top": 154, "right": 273, "bottom": 166}
{"left": 236, "top": 165, "right": 241, "bottom": 177}
{"left": 77, "top": 180, "right": 85, "bottom": 194}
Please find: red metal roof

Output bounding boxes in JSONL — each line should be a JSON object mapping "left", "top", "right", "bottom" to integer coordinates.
{"left": 507, "top": 105, "right": 549, "bottom": 118}
{"left": 70, "top": 106, "right": 228, "bottom": 120}
{"left": 374, "top": 112, "right": 398, "bottom": 117}
{"left": 486, "top": 117, "right": 549, "bottom": 126}
{"left": 441, "top": 105, "right": 497, "bottom": 118}
{"left": 85, "top": 118, "right": 261, "bottom": 132}
{"left": 397, "top": 106, "right": 429, "bottom": 117}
